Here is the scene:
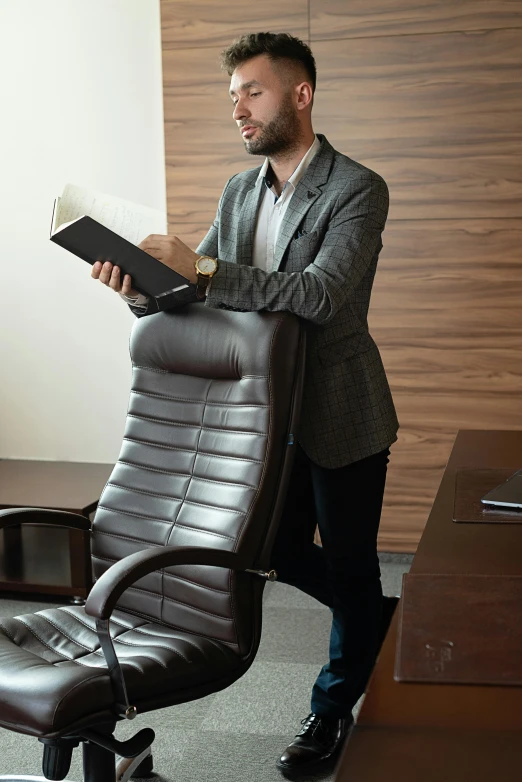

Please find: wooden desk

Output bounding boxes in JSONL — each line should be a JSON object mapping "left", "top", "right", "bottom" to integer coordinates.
{"left": 336, "top": 430, "right": 522, "bottom": 782}
{"left": 0, "top": 460, "right": 113, "bottom": 600}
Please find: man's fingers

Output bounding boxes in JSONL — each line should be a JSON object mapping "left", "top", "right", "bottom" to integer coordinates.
{"left": 92, "top": 261, "right": 136, "bottom": 295}
{"left": 121, "top": 274, "right": 138, "bottom": 297}
{"left": 109, "top": 265, "right": 122, "bottom": 291}
{"left": 139, "top": 234, "right": 176, "bottom": 257}
{"left": 97, "top": 261, "right": 114, "bottom": 285}
{"left": 139, "top": 234, "right": 170, "bottom": 247}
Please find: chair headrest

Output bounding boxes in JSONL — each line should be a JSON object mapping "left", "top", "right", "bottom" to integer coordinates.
{"left": 130, "top": 305, "right": 299, "bottom": 380}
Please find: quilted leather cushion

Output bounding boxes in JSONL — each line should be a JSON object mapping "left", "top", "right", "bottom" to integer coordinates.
{"left": 0, "top": 606, "right": 239, "bottom": 737}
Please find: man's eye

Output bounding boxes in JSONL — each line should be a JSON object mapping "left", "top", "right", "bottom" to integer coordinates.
{"left": 251, "top": 92, "right": 261, "bottom": 97}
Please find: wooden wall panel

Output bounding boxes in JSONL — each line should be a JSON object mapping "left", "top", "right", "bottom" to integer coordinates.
{"left": 310, "top": 0, "right": 522, "bottom": 40}
{"left": 312, "top": 30, "right": 522, "bottom": 220}
{"left": 373, "top": 218, "right": 522, "bottom": 549}
{"left": 162, "top": 38, "right": 272, "bottom": 226}
{"left": 161, "top": 0, "right": 307, "bottom": 49}
{"left": 161, "top": 1, "right": 522, "bottom": 551}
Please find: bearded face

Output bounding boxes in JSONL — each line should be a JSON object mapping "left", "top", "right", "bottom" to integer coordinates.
{"left": 241, "top": 96, "right": 302, "bottom": 158}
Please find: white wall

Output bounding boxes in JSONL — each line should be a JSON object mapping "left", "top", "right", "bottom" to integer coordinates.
{"left": 0, "top": 0, "right": 166, "bottom": 463}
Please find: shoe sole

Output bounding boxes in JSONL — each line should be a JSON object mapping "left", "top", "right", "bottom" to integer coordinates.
{"left": 275, "top": 723, "right": 354, "bottom": 779}
{"left": 276, "top": 750, "right": 340, "bottom": 779}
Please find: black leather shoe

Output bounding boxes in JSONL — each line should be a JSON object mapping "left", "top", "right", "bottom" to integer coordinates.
{"left": 276, "top": 712, "right": 354, "bottom": 778}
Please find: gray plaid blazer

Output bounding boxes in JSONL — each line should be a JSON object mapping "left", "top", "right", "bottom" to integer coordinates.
{"left": 155, "top": 135, "right": 398, "bottom": 468}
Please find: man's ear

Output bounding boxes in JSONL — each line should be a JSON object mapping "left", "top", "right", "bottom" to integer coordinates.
{"left": 295, "top": 81, "right": 313, "bottom": 111}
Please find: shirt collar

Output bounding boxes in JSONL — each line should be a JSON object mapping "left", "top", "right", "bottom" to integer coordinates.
{"left": 256, "top": 135, "right": 321, "bottom": 191}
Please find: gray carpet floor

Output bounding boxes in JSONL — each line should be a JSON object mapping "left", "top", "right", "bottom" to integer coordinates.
{"left": 0, "top": 554, "right": 412, "bottom": 781}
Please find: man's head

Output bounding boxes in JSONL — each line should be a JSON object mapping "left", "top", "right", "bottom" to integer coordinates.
{"left": 221, "top": 33, "right": 316, "bottom": 158}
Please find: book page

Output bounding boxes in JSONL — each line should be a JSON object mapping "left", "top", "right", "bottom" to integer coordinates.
{"left": 53, "top": 183, "right": 167, "bottom": 244}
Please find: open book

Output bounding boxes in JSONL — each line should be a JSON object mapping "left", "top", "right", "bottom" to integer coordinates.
{"left": 50, "top": 184, "right": 195, "bottom": 302}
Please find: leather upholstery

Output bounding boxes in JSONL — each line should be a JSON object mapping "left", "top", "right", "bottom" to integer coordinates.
{"left": 0, "top": 607, "right": 237, "bottom": 737}
{"left": 0, "top": 306, "right": 304, "bottom": 739}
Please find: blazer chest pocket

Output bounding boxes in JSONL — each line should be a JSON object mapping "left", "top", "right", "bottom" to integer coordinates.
{"left": 283, "top": 230, "right": 321, "bottom": 272}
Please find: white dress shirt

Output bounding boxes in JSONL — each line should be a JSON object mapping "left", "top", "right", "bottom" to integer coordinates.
{"left": 121, "top": 135, "right": 320, "bottom": 309}
{"left": 252, "top": 134, "right": 320, "bottom": 272}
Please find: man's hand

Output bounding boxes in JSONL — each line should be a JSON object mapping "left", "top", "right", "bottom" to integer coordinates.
{"left": 91, "top": 261, "right": 138, "bottom": 297}
{"left": 138, "top": 234, "right": 199, "bottom": 284}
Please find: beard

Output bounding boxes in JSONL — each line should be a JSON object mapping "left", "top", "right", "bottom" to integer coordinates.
{"left": 242, "top": 99, "right": 302, "bottom": 158}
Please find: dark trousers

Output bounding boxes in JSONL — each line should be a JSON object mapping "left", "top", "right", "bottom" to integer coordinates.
{"left": 270, "top": 444, "right": 390, "bottom": 718}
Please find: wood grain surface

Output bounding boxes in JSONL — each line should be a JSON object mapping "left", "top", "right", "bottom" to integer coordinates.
{"left": 310, "top": 0, "right": 522, "bottom": 40}
{"left": 372, "top": 218, "right": 522, "bottom": 549}
{"left": 161, "top": 0, "right": 307, "bottom": 49}
{"left": 162, "top": 45, "right": 262, "bottom": 224}
{"left": 312, "top": 29, "right": 522, "bottom": 220}
{"left": 160, "top": 2, "right": 522, "bottom": 551}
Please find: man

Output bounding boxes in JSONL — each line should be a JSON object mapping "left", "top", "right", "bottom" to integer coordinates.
{"left": 93, "top": 32, "right": 398, "bottom": 778}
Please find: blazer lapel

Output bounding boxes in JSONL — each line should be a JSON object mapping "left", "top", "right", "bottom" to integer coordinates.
{"left": 236, "top": 182, "right": 264, "bottom": 266}
{"left": 272, "top": 135, "right": 335, "bottom": 272}
{"left": 272, "top": 184, "right": 321, "bottom": 271}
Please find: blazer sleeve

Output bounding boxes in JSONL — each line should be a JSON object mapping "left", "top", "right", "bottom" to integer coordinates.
{"left": 205, "top": 173, "right": 388, "bottom": 326}
{"left": 129, "top": 184, "right": 229, "bottom": 317}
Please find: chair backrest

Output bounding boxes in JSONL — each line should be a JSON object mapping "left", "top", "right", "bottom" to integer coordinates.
{"left": 91, "top": 305, "right": 305, "bottom": 658}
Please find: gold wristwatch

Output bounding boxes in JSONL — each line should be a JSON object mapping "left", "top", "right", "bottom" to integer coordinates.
{"left": 195, "top": 255, "right": 218, "bottom": 299}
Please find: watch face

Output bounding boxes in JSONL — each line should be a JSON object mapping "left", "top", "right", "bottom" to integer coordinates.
{"left": 198, "top": 257, "right": 216, "bottom": 275}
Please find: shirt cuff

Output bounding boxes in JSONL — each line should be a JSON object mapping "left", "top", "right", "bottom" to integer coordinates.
{"left": 119, "top": 291, "right": 149, "bottom": 309}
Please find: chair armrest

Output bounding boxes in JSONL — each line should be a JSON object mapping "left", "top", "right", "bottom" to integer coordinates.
{"left": 84, "top": 545, "right": 248, "bottom": 718}
{"left": 0, "top": 507, "right": 91, "bottom": 531}
{"left": 85, "top": 545, "right": 246, "bottom": 620}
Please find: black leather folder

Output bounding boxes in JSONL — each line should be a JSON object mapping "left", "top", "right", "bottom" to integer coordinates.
{"left": 51, "top": 215, "right": 196, "bottom": 302}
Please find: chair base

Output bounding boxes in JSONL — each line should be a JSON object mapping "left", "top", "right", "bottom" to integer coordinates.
{"left": 0, "top": 746, "right": 152, "bottom": 782}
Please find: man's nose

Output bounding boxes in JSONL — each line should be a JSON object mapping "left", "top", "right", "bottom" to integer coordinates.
{"left": 233, "top": 98, "right": 249, "bottom": 121}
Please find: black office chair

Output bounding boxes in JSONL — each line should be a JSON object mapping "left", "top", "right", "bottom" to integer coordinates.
{"left": 0, "top": 306, "right": 305, "bottom": 782}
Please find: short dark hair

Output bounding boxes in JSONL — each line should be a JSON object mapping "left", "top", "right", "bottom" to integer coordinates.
{"left": 221, "top": 32, "right": 316, "bottom": 92}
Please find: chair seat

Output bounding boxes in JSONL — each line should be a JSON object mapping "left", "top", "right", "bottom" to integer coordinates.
{"left": 0, "top": 606, "right": 240, "bottom": 738}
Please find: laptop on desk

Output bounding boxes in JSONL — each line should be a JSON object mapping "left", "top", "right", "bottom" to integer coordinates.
{"left": 481, "top": 468, "right": 522, "bottom": 510}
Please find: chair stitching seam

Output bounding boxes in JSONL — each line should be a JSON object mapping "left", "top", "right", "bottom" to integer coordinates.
{"left": 105, "top": 482, "right": 253, "bottom": 504}
{"left": 162, "top": 572, "right": 229, "bottom": 594}
{"left": 120, "top": 573, "right": 232, "bottom": 624}
{"left": 110, "top": 622, "right": 226, "bottom": 654}
{"left": 126, "top": 413, "right": 267, "bottom": 436}
{"left": 95, "top": 528, "right": 167, "bottom": 545}
{"left": 122, "top": 436, "right": 264, "bottom": 463}
{"left": 96, "top": 506, "right": 176, "bottom": 525}
{"left": 90, "top": 556, "right": 229, "bottom": 594}
{"left": 89, "top": 568, "right": 234, "bottom": 615}
{"left": 13, "top": 618, "right": 82, "bottom": 663}
{"left": 105, "top": 618, "right": 208, "bottom": 657}
{"left": 117, "top": 460, "right": 192, "bottom": 477}
{"left": 0, "top": 624, "right": 17, "bottom": 644}
{"left": 111, "top": 641, "right": 173, "bottom": 668}
{"left": 95, "top": 523, "right": 235, "bottom": 544}
{"left": 98, "top": 498, "right": 245, "bottom": 518}
{"left": 111, "top": 466, "right": 257, "bottom": 490}
{"left": 152, "top": 593, "right": 233, "bottom": 621}
{"left": 58, "top": 608, "right": 145, "bottom": 636}
{"left": 102, "top": 606, "right": 238, "bottom": 649}
{"left": 181, "top": 499, "right": 244, "bottom": 515}
{"left": 113, "top": 638, "right": 185, "bottom": 666}
{"left": 132, "top": 364, "right": 170, "bottom": 375}
{"left": 106, "top": 483, "right": 184, "bottom": 502}
{"left": 169, "top": 522, "right": 236, "bottom": 541}
{"left": 131, "top": 389, "right": 269, "bottom": 407}
{"left": 36, "top": 614, "right": 100, "bottom": 653}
